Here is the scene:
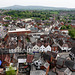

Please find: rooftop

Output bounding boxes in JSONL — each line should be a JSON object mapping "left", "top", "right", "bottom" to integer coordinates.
{"left": 8, "top": 28, "right": 31, "bottom": 33}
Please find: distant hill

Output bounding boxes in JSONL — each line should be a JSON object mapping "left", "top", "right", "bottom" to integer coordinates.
{"left": 0, "top": 5, "right": 73, "bottom": 10}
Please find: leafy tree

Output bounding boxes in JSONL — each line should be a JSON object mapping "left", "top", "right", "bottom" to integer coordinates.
{"left": 6, "top": 66, "right": 16, "bottom": 75}
{"left": 3, "top": 10, "right": 59, "bottom": 20}
{"left": 61, "top": 25, "right": 67, "bottom": 30}
{"left": 5, "top": 17, "right": 11, "bottom": 20}
{"left": 68, "top": 20, "right": 71, "bottom": 23}
{"left": 61, "top": 25, "right": 72, "bottom": 30}
{"left": 3, "top": 24, "right": 8, "bottom": 27}
{"left": 66, "top": 25, "right": 72, "bottom": 29}
{"left": 69, "top": 28, "right": 75, "bottom": 38}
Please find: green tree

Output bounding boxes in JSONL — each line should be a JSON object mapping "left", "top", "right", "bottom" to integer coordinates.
{"left": 68, "top": 20, "right": 71, "bottom": 23}
{"left": 6, "top": 66, "right": 16, "bottom": 75}
{"left": 66, "top": 25, "right": 72, "bottom": 29}
{"left": 69, "top": 28, "right": 75, "bottom": 38}
{"left": 61, "top": 25, "right": 67, "bottom": 30}
{"left": 61, "top": 25, "right": 72, "bottom": 30}
{"left": 5, "top": 17, "right": 11, "bottom": 20}
{"left": 3, "top": 24, "right": 8, "bottom": 27}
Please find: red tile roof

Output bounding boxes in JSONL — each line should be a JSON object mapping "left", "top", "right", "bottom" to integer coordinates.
{"left": 0, "top": 54, "right": 10, "bottom": 62}
{"left": 26, "top": 55, "right": 34, "bottom": 63}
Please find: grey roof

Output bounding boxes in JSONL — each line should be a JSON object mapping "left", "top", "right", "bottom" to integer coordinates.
{"left": 57, "top": 67, "right": 67, "bottom": 72}
{"left": 56, "top": 57, "right": 65, "bottom": 66}
{"left": 52, "top": 43, "right": 58, "bottom": 47}
{"left": 30, "top": 70, "right": 46, "bottom": 75}
{"left": 71, "top": 47, "right": 75, "bottom": 55}
{"left": 68, "top": 39, "right": 75, "bottom": 43}
{"left": 30, "top": 37, "right": 36, "bottom": 43}
{"left": 71, "top": 72, "right": 75, "bottom": 75}
{"left": 65, "top": 60, "right": 75, "bottom": 71}
{"left": 34, "top": 53, "right": 41, "bottom": 59}
{"left": 71, "top": 20, "right": 75, "bottom": 23}
{"left": 0, "top": 31, "right": 7, "bottom": 38}
{"left": 48, "top": 71, "right": 56, "bottom": 75}
{"left": 9, "top": 25, "right": 20, "bottom": 31}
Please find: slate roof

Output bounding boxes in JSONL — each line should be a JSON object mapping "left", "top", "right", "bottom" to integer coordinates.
{"left": 30, "top": 70, "right": 46, "bottom": 75}
{"left": 71, "top": 47, "right": 75, "bottom": 55}
{"left": 0, "top": 31, "right": 7, "bottom": 38}
{"left": 43, "top": 53, "right": 51, "bottom": 61}
{"left": 52, "top": 43, "right": 58, "bottom": 47}
{"left": 68, "top": 39, "right": 75, "bottom": 47}
{"left": 47, "top": 51, "right": 57, "bottom": 58}
{"left": 30, "top": 37, "right": 36, "bottom": 43}
{"left": 71, "top": 20, "right": 75, "bottom": 23}
{"left": 65, "top": 60, "right": 75, "bottom": 71}
{"left": 48, "top": 71, "right": 56, "bottom": 75}
{"left": 56, "top": 57, "right": 65, "bottom": 66}
{"left": 71, "top": 72, "right": 75, "bottom": 75}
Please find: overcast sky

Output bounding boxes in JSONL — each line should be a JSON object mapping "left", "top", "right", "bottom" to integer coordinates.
{"left": 0, "top": 0, "right": 75, "bottom": 8}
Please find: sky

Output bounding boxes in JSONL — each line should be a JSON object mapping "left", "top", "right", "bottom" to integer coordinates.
{"left": 0, "top": 0, "right": 75, "bottom": 8}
